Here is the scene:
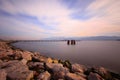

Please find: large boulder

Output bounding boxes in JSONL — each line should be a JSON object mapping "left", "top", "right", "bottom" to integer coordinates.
{"left": 0, "top": 60, "right": 26, "bottom": 72}
{"left": 46, "top": 63, "right": 69, "bottom": 73}
{"left": 0, "top": 60, "right": 34, "bottom": 80}
{"left": 65, "top": 73, "right": 86, "bottom": 80}
{"left": 88, "top": 72, "right": 103, "bottom": 80}
{"left": 46, "top": 63, "right": 69, "bottom": 79}
{"left": 46, "top": 63, "right": 62, "bottom": 70}
{"left": 37, "top": 71, "right": 51, "bottom": 80}
{"left": 72, "top": 63, "right": 86, "bottom": 73}
{"left": 7, "top": 69, "right": 33, "bottom": 80}
{"left": 0, "top": 69, "right": 7, "bottom": 80}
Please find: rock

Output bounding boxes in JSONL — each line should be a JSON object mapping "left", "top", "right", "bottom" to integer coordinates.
{"left": 46, "top": 63, "right": 69, "bottom": 79}
{"left": 110, "top": 71, "right": 120, "bottom": 79}
{"left": 52, "top": 59, "right": 58, "bottom": 63}
{"left": 0, "top": 50, "right": 14, "bottom": 61}
{"left": 65, "top": 73, "right": 86, "bottom": 80}
{"left": 0, "top": 69, "right": 7, "bottom": 80}
{"left": 27, "top": 62, "right": 44, "bottom": 69}
{"left": 27, "top": 62, "right": 44, "bottom": 73}
{"left": 13, "top": 50, "right": 22, "bottom": 60}
{"left": 21, "top": 59, "right": 28, "bottom": 65}
{"left": 33, "top": 71, "right": 39, "bottom": 78}
{"left": 93, "top": 67, "right": 112, "bottom": 79}
{"left": 21, "top": 51, "right": 32, "bottom": 61}
{"left": 34, "top": 52, "right": 40, "bottom": 56}
{"left": 32, "top": 55, "right": 40, "bottom": 62}
{"left": 7, "top": 70, "right": 33, "bottom": 80}
{"left": 39, "top": 56, "right": 48, "bottom": 62}
{"left": 27, "top": 62, "right": 34, "bottom": 69}
{"left": 0, "top": 42, "right": 10, "bottom": 50}
{"left": 0, "top": 49, "right": 22, "bottom": 60}
{"left": 75, "top": 72, "right": 87, "bottom": 79}
{"left": 37, "top": 71, "right": 51, "bottom": 80}
{"left": 46, "top": 63, "right": 69, "bottom": 73}
{"left": 0, "top": 60, "right": 34, "bottom": 80}
{"left": 32, "top": 52, "right": 41, "bottom": 61}
{"left": 58, "top": 60, "right": 64, "bottom": 64}
{"left": 84, "top": 68, "right": 92, "bottom": 75}
{"left": 53, "top": 71, "right": 66, "bottom": 79}
{"left": 72, "top": 63, "right": 86, "bottom": 73}
{"left": 46, "top": 58, "right": 53, "bottom": 63}
{"left": 58, "top": 79, "right": 64, "bottom": 80}
{"left": 0, "top": 59, "right": 3, "bottom": 63}
{"left": 0, "top": 60, "right": 26, "bottom": 71}
{"left": 32, "top": 53, "right": 47, "bottom": 62}
{"left": 63, "top": 60, "right": 71, "bottom": 69}
{"left": 88, "top": 72, "right": 103, "bottom": 80}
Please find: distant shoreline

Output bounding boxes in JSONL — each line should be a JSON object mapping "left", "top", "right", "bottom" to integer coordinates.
{"left": 7, "top": 39, "right": 120, "bottom": 42}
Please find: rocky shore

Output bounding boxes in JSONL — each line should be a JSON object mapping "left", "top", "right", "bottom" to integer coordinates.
{"left": 0, "top": 41, "right": 120, "bottom": 80}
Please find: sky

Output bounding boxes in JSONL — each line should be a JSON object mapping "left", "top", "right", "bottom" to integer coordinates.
{"left": 0, "top": 0, "right": 120, "bottom": 40}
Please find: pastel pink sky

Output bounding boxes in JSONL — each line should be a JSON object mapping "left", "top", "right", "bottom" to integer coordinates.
{"left": 0, "top": 0, "right": 120, "bottom": 40}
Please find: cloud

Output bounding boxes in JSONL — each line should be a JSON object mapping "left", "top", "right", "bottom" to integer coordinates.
{"left": 0, "top": 0, "right": 120, "bottom": 40}
{"left": 0, "top": 15, "right": 46, "bottom": 40}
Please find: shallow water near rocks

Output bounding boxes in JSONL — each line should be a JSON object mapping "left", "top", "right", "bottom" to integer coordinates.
{"left": 12, "top": 41, "right": 120, "bottom": 72}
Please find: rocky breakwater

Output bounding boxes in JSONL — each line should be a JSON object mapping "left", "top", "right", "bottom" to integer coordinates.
{"left": 0, "top": 41, "right": 120, "bottom": 80}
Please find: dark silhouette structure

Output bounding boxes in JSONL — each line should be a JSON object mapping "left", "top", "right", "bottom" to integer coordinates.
{"left": 67, "top": 40, "right": 70, "bottom": 45}
{"left": 67, "top": 40, "right": 76, "bottom": 45}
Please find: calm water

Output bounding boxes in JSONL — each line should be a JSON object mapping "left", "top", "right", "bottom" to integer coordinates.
{"left": 13, "top": 41, "right": 120, "bottom": 72}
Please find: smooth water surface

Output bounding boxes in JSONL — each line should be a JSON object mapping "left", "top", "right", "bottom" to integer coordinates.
{"left": 12, "top": 41, "right": 120, "bottom": 72}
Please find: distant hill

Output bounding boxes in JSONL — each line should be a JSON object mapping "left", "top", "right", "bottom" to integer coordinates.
{"left": 43, "top": 36, "right": 120, "bottom": 41}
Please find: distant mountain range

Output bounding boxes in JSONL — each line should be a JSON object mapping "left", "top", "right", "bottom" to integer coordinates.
{"left": 43, "top": 36, "right": 120, "bottom": 41}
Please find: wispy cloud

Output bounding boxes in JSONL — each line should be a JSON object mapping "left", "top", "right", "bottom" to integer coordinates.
{"left": 0, "top": 0, "right": 120, "bottom": 40}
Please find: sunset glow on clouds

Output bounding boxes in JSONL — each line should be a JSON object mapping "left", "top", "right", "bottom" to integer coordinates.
{"left": 0, "top": 0, "right": 120, "bottom": 40}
